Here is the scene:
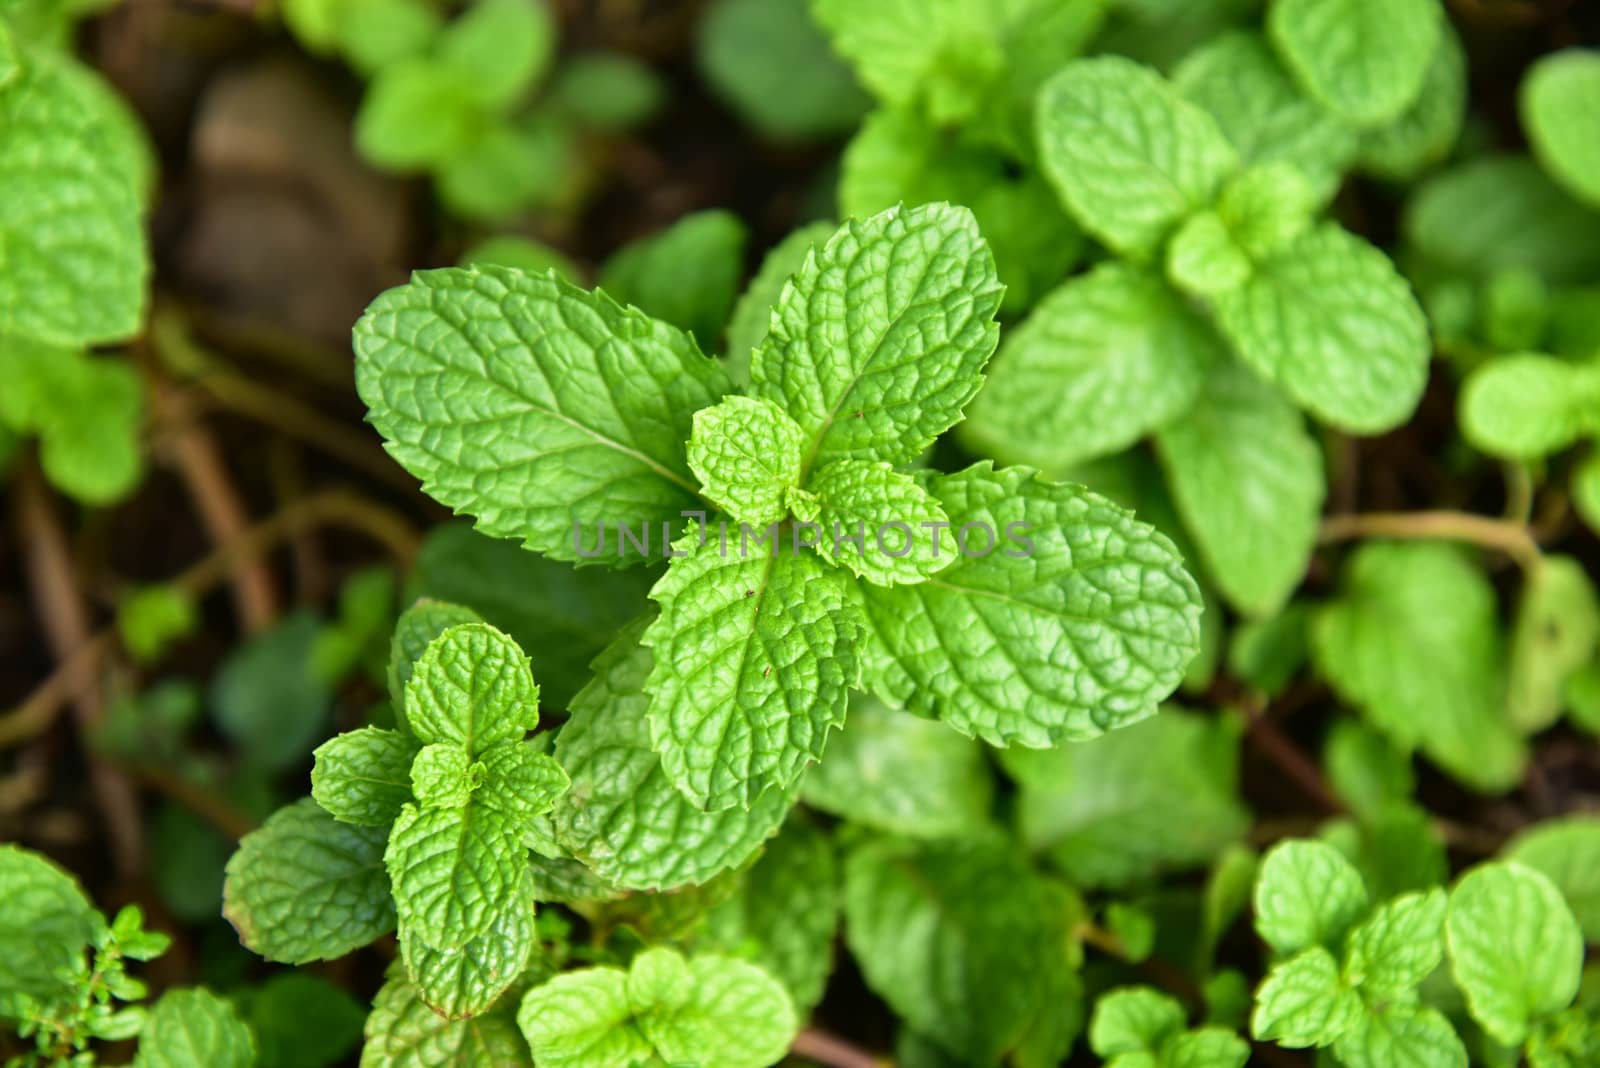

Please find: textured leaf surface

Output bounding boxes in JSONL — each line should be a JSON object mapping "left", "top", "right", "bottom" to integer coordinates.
{"left": 476, "top": 742, "right": 569, "bottom": 824}
{"left": 1268, "top": 0, "right": 1440, "bottom": 125}
{"left": 1214, "top": 224, "right": 1430, "bottom": 433}
{"left": 810, "top": 0, "right": 994, "bottom": 121}
{"left": 723, "top": 221, "right": 834, "bottom": 385}
{"left": 223, "top": 798, "right": 395, "bottom": 964}
{"left": 1251, "top": 947, "right": 1361, "bottom": 1047}
{"left": 686, "top": 396, "right": 806, "bottom": 527}
{"left": 751, "top": 202, "right": 1002, "bottom": 471}
{"left": 1447, "top": 861, "right": 1584, "bottom": 1045}
{"left": 643, "top": 532, "right": 862, "bottom": 810}
{"left": 1312, "top": 543, "right": 1528, "bottom": 792}
{"left": 1521, "top": 50, "right": 1600, "bottom": 209}
{"left": 354, "top": 267, "right": 730, "bottom": 565}
{"left": 553, "top": 622, "right": 790, "bottom": 889}
{"left": 808, "top": 459, "right": 953, "bottom": 585}
{"left": 0, "top": 341, "right": 144, "bottom": 504}
{"left": 1459, "top": 354, "right": 1600, "bottom": 461}
{"left": 1036, "top": 56, "right": 1238, "bottom": 256}
{"left": 1155, "top": 361, "right": 1324, "bottom": 617}
{"left": 857, "top": 463, "right": 1202, "bottom": 747}
{"left": 401, "top": 870, "right": 536, "bottom": 1018}
{"left": 1343, "top": 889, "right": 1447, "bottom": 997}
{"left": 514, "top": 967, "right": 648, "bottom": 1068}
{"left": 312, "top": 727, "right": 419, "bottom": 826}
{"left": 404, "top": 624, "right": 538, "bottom": 753}
{"left": 1333, "top": 1005, "right": 1467, "bottom": 1068}
{"left": 387, "top": 597, "right": 483, "bottom": 725}
{"left": 962, "top": 264, "right": 1223, "bottom": 469}
{"left": 409, "top": 743, "right": 474, "bottom": 810}
{"left": 385, "top": 803, "right": 521, "bottom": 950}
{"left": 1506, "top": 817, "right": 1600, "bottom": 941}
{"left": 133, "top": 988, "right": 255, "bottom": 1068}
{"left": 1089, "top": 987, "right": 1185, "bottom": 1055}
{"left": 361, "top": 970, "right": 532, "bottom": 1068}
{"left": 0, "top": 843, "right": 96, "bottom": 998}
{"left": 638, "top": 951, "right": 798, "bottom": 1068}
{"left": 800, "top": 695, "right": 993, "bottom": 837}
{"left": 1255, "top": 840, "right": 1369, "bottom": 955}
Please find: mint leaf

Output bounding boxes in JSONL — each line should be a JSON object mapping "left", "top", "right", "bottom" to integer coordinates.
{"left": 808, "top": 459, "right": 953, "bottom": 585}
{"left": 400, "top": 868, "right": 536, "bottom": 1018}
{"left": 1324, "top": 720, "right": 1415, "bottom": 824}
{"left": 133, "top": 988, "right": 255, "bottom": 1068}
{"left": 1166, "top": 212, "right": 1252, "bottom": 298}
{"left": 1090, "top": 987, "right": 1186, "bottom": 1055}
{"left": 1343, "top": 889, "right": 1447, "bottom": 998}
{"left": 363, "top": 968, "right": 532, "bottom": 1067}
{"left": 1333, "top": 1004, "right": 1467, "bottom": 1068}
{"left": 1312, "top": 543, "right": 1529, "bottom": 792}
{"left": 1215, "top": 162, "right": 1320, "bottom": 259}
{"left": 1508, "top": 556, "right": 1600, "bottom": 733}
{"left": 857, "top": 463, "right": 1202, "bottom": 746}
{"left": 404, "top": 623, "right": 538, "bottom": 754}
{"left": 1036, "top": 55, "right": 1238, "bottom": 257}
{"left": 311, "top": 726, "right": 420, "bottom": 827}
{"left": 476, "top": 742, "right": 568, "bottom": 824}
{"left": 409, "top": 743, "right": 475, "bottom": 810}
{"left": 642, "top": 531, "right": 862, "bottom": 810}
{"left": 0, "top": 843, "right": 96, "bottom": 999}
{"left": 724, "top": 221, "right": 834, "bottom": 386}
{"left": 0, "top": 341, "right": 144, "bottom": 504}
{"left": 513, "top": 965, "right": 645, "bottom": 1067}
{"left": 1521, "top": 50, "right": 1600, "bottom": 209}
{"left": 1155, "top": 360, "right": 1324, "bottom": 617}
{"left": 354, "top": 267, "right": 731, "bottom": 566}
{"left": 686, "top": 396, "right": 806, "bottom": 527}
{"left": 237, "top": 973, "right": 364, "bottom": 1068}
{"left": 962, "top": 263, "right": 1224, "bottom": 469}
{"left": 1447, "top": 861, "right": 1585, "bottom": 1045}
{"left": 1459, "top": 354, "right": 1600, "bottom": 461}
{"left": 433, "top": 0, "right": 552, "bottom": 109}
{"left": 1165, "top": 1028, "right": 1251, "bottom": 1068}
{"left": 355, "top": 59, "right": 477, "bottom": 169}
{"left": 1268, "top": 0, "right": 1440, "bottom": 125}
{"left": 1251, "top": 946, "right": 1361, "bottom": 1047}
{"left": 1255, "top": 840, "right": 1369, "bottom": 956}
{"left": 1004, "top": 709, "right": 1248, "bottom": 888}
{"left": 810, "top": 0, "right": 994, "bottom": 123}
{"left": 387, "top": 598, "right": 483, "bottom": 722}
{"left": 223, "top": 798, "right": 395, "bottom": 964}
{"left": 1507, "top": 817, "right": 1600, "bottom": 942}
{"left": 752, "top": 202, "right": 1003, "bottom": 472}
{"left": 1213, "top": 223, "right": 1430, "bottom": 433}
{"left": 553, "top": 621, "right": 790, "bottom": 889}
{"left": 799, "top": 695, "right": 994, "bottom": 838}
{"left": 459, "top": 235, "right": 577, "bottom": 281}
{"left": 599, "top": 210, "right": 747, "bottom": 352}
{"left": 385, "top": 803, "right": 521, "bottom": 950}
{"left": 1358, "top": 21, "right": 1466, "bottom": 181}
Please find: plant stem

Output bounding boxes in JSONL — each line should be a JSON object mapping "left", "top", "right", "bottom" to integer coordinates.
{"left": 1317, "top": 510, "right": 1542, "bottom": 569}
{"left": 1241, "top": 702, "right": 1345, "bottom": 816}
{"left": 790, "top": 1027, "right": 887, "bottom": 1068}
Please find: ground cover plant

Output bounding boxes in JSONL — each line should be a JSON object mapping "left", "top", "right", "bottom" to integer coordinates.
{"left": 2, "top": 0, "right": 1600, "bottom": 1065}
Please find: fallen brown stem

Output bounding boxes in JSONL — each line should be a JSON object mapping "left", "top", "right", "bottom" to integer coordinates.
{"left": 1242, "top": 703, "right": 1345, "bottom": 816}
{"left": 790, "top": 1027, "right": 887, "bottom": 1068}
{"left": 1317, "top": 510, "right": 1542, "bottom": 569}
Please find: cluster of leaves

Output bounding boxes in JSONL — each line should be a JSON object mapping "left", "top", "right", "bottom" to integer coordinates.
{"left": 282, "top": 0, "right": 661, "bottom": 220}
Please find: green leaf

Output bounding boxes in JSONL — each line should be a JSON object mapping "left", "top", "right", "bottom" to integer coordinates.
{"left": 387, "top": 598, "right": 484, "bottom": 729}
{"left": 401, "top": 868, "right": 536, "bottom": 1018}
{"left": 385, "top": 802, "right": 523, "bottom": 950}
{"left": 1332, "top": 1004, "right": 1467, "bottom": 1068}
{"left": 1004, "top": 709, "right": 1248, "bottom": 888}
{"left": 811, "top": 0, "right": 997, "bottom": 123}
{"left": 548, "top": 51, "right": 663, "bottom": 130}
{"left": 1251, "top": 946, "right": 1362, "bottom": 1047}
{"left": 642, "top": 531, "right": 862, "bottom": 810}
{"left": 686, "top": 396, "right": 806, "bottom": 527}
{"left": 962, "top": 264, "right": 1224, "bottom": 469}
{"left": 799, "top": 695, "right": 993, "bottom": 837}
{"left": 513, "top": 965, "right": 647, "bottom": 1067}
{"left": 1164, "top": 1028, "right": 1251, "bottom": 1068}
{"left": 844, "top": 836, "right": 1068, "bottom": 1064}
{"left": 210, "top": 612, "right": 333, "bottom": 772}
{"left": 1089, "top": 987, "right": 1186, "bottom": 1055}
{"left": 362, "top": 968, "right": 532, "bottom": 1067}
{"left": 1036, "top": 55, "right": 1238, "bottom": 257}
{"left": 1507, "top": 817, "right": 1600, "bottom": 942}
{"left": 435, "top": 122, "right": 569, "bottom": 221}
{"left": 330, "top": 0, "right": 442, "bottom": 74}
{"left": 1312, "top": 542, "right": 1529, "bottom": 792}
{"left": 1165, "top": 212, "right": 1252, "bottom": 298}
{"left": 410, "top": 743, "right": 476, "bottom": 810}
{"left": 1344, "top": 889, "right": 1447, "bottom": 998}
{"left": 1255, "top": 840, "right": 1369, "bottom": 956}
{"left": 223, "top": 799, "right": 395, "bottom": 963}
{"left": 599, "top": 210, "right": 748, "bottom": 352}
{"left": 1522, "top": 50, "right": 1600, "bottom": 210}
{"left": 0, "top": 51, "right": 148, "bottom": 347}
{"left": 237, "top": 973, "right": 365, "bottom": 1068}
{"left": 1324, "top": 720, "right": 1415, "bottom": 824}
{"left": 1508, "top": 556, "right": 1600, "bottom": 733}
{"left": 704, "top": 820, "right": 839, "bottom": 1013}
{"left": 1358, "top": 21, "right": 1467, "bottom": 181}
{"left": 354, "top": 266, "right": 731, "bottom": 566}
{"left": 1215, "top": 161, "right": 1320, "bottom": 260}
{"left": 553, "top": 621, "right": 791, "bottom": 889}
{"left": 696, "top": 0, "right": 868, "bottom": 139}
{"left": 312, "top": 727, "right": 420, "bottom": 826}
{"left": 857, "top": 463, "right": 1203, "bottom": 747}
{"left": 115, "top": 585, "right": 195, "bottom": 663}
{"left": 724, "top": 221, "right": 834, "bottom": 386}
{"left": 751, "top": 202, "right": 1003, "bottom": 472}
{"left": 1459, "top": 355, "right": 1600, "bottom": 461}
{"left": 807, "top": 459, "right": 953, "bottom": 585}
{"left": 355, "top": 58, "right": 478, "bottom": 169}
{"left": 1213, "top": 223, "right": 1430, "bottom": 433}
{"left": 459, "top": 236, "right": 578, "bottom": 282}
{"left": 0, "top": 844, "right": 96, "bottom": 999}
{"left": 404, "top": 623, "right": 539, "bottom": 753}
{"left": 1229, "top": 604, "right": 1312, "bottom": 698}
{"left": 1155, "top": 360, "right": 1323, "bottom": 616}
{"left": 1174, "top": 31, "right": 1357, "bottom": 201}
{"left": 1447, "top": 861, "right": 1585, "bottom": 1045}
{"left": 133, "top": 988, "right": 255, "bottom": 1068}
{"left": 435, "top": 0, "right": 553, "bottom": 109}
{"left": 1268, "top": 0, "right": 1440, "bottom": 125}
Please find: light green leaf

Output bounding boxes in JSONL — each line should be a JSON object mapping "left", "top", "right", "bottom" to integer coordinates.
{"left": 1508, "top": 556, "right": 1600, "bottom": 733}
{"left": 404, "top": 623, "right": 538, "bottom": 754}
{"left": 548, "top": 51, "right": 663, "bottom": 130}
{"left": 1312, "top": 542, "right": 1529, "bottom": 792}
{"left": 1165, "top": 1029, "right": 1250, "bottom": 1068}
{"left": 1344, "top": 889, "right": 1447, "bottom": 998}
{"left": 211, "top": 612, "right": 332, "bottom": 773}
{"left": 1268, "top": 0, "right": 1440, "bottom": 125}
{"left": 133, "top": 988, "right": 255, "bottom": 1068}
{"left": 962, "top": 263, "right": 1224, "bottom": 469}
{"left": 857, "top": 463, "right": 1203, "bottom": 747}
{"left": 354, "top": 267, "right": 731, "bottom": 566}
{"left": 799, "top": 695, "right": 993, "bottom": 838}
{"left": 355, "top": 58, "right": 478, "bottom": 169}
{"left": 752, "top": 202, "right": 1002, "bottom": 472}
{"left": 330, "top": 0, "right": 442, "bottom": 74}
{"left": 223, "top": 798, "right": 395, "bottom": 964}
{"left": 386, "top": 598, "right": 483, "bottom": 730}
{"left": 686, "top": 396, "right": 806, "bottom": 527}
{"left": 385, "top": 802, "right": 522, "bottom": 950}
{"left": 410, "top": 743, "right": 476, "bottom": 810}
{"left": 1089, "top": 987, "right": 1186, "bottom": 1055}
{"left": 643, "top": 531, "right": 862, "bottom": 810}
{"left": 434, "top": 0, "right": 552, "bottom": 109}
{"left": 810, "top": 0, "right": 996, "bottom": 122}
{"left": 1522, "top": 50, "right": 1600, "bottom": 209}
{"left": 0, "top": 844, "right": 96, "bottom": 999}
{"left": 599, "top": 210, "right": 748, "bottom": 352}
{"left": 1324, "top": 720, "right": 1415, "bottom": 824}
{"left": 435, "top": 122, "right": 569, "bottom": 222}
{"left": 0, "top": 342, "right": 145, "bottom": 504}
{"left": 312, "top": 727, "right": 420, "bottom": 826}
{"left": 1166, "top": 212, "right": 1252, "bottom": 298}
{"left": 1332, "top": 1004, "right": 1467, "bottom": 1068}
{"left": 724, "top": 221, "right": 834, "bottom": 386}
{"left": 1156, "top": 360, "right": 1324, "bottom": 617}
{"left": 1358, "top": 21, "right": 1466, "bottom": 181}
{"left": 514, "top": 966, "right": 647, "bottom": 1068}
{"left": 1507, "top": 817, "right": 1600, "bottom": 942}
{"left": 1216, "top": 161, "right": 1320, "bottom": 259}
{"left": 1036, "top": 55, "right": 1238, "bottom": 257}
{"left": 1459, "top": 355, "right": 1600, "bottom": 461}
{"left": 553, "top": 621, "right": 791, "bottom": 889}
{"left": 361, "top": 969, "right": 532, "bottom": 1068}
{"left": 401, "top": 869, "right": 535, "bottom": 1018}
{"left": 1447, "top": 861, "right": 1585, "bottom": 1045}
{"left": 1004, "top": 709, "right": 1248, "bottom": 888}
{"left": 1255, "top": 840, "right": 1369, "bottom": 956}
{"left": 808, "top": 459, "right": 952, "bottom": 585}
{"left": 476, "top": 742, "right": 569, "bottom": 825}
{"left": 1214, "top": 223, "right": 1429, "bottom": 433}
{"left": 459, "top": 235, "right": 577, "bottom": 282}
{"left": 1251, "top": 946, "right": 1361, "bottom": 1047}
{"left": 1229, "top": 604, "right": 1312, "bottom": 698}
